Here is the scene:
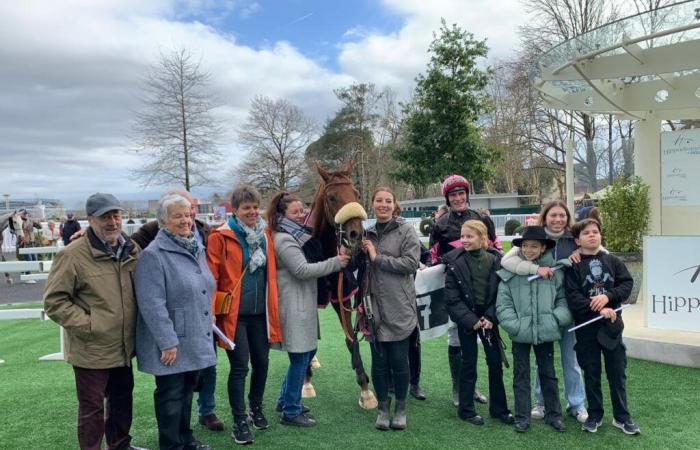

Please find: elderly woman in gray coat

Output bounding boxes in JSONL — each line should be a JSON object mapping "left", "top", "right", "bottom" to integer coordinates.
{"left": 362, "top": 187, "right": 421, "bottom": 431}
{"left": 135, "top": 193, "right": 216, "bottom": 450}
{"left": 266, "top": 192, "right": 350, "bottom": 428}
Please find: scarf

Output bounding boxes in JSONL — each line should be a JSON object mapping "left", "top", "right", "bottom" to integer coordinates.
{"left": 229, "top": 215, "right": 267, "bottom": 273}
{"left": 277, "top": 217, "right": 312, "bottom": 246}
{"left": 162, "top": 228, "right": 199, "bottom": 257}
{"left": 544, "top": 228, "right": 565, "bottom": 240}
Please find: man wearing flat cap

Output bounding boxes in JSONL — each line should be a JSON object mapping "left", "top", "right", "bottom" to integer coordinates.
{"left": 44, "top": 193, "right": 146, "bottom": 450}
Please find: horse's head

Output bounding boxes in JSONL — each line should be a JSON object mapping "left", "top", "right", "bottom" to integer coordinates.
{"left": 9, "top": 212, "right": 23, "bottom": 237}
{"left": 316, "top": 162, "right": 366, "bottom": 253}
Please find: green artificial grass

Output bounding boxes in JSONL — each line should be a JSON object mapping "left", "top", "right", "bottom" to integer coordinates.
{"left": 1, "top": 308, "right": 699, "bottom": 449}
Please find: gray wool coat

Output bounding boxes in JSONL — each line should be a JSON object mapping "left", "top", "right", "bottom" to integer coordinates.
{"left": 273, "top": 232, "right": 342, "bottom": 353}
{"left": 365, "top": 217, "right": 421, "bottom": 342}
{"left": 134, "top": 230, "right": 217, "bottom": 376}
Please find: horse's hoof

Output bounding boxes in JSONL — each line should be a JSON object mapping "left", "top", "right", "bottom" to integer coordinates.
{"left": 310, "top": 355, "right": 321, "bottom": 369}
{"left": 359, "top": 390, "right": 378, "bottom": 409}
{"left": 302, "top": 382, "right": 316, "bottom": 398}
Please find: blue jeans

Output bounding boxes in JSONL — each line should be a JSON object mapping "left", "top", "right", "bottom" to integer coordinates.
{"left": 196, "top": 365, "right": 217, "bottom": 416}
{"left": 534, "top": 329, "right": 586, "bottom": 412}
{"left": 277, "top": 349, "right": 316, "bottom": 418}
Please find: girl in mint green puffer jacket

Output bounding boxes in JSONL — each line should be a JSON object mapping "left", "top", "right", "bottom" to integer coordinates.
{"left": 495, "top": 226, "right": 573, "bottom": 432}
{"left": 496, "top": 250, "right": 572, "bottom": 344}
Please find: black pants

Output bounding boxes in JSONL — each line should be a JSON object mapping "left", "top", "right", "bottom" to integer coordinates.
{"left": 225, "top": 314, "right": 270, "bottom": 418}
{"left": 72, "top": 365, "right": 134, "bottom": 450}
{"left": 154, "top": 370, "right": 200, "bottom": 450}
{"left": 408, "top": 326, "right": 422, "bottom": 385}
{"left": 371, "top": 337, "right": 410, "bottom": 402}
{"left": 456, "top": 325, "right": 509, "bottom": 419}
{"left": 512, "top": 341, "right": 562, "bottom": 424}
{"left": 575, "top": 328, "right": 630, "bottom": 422}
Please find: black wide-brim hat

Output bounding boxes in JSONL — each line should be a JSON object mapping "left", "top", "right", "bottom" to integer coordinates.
{"left": 597, "top": 315, "right": 625, "bottom": 350}
{"left": 512, "top": 225, "right": 556, "bottom": 249}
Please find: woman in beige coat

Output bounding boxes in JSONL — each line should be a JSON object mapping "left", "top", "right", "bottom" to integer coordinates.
{"left": 267, "top": 192, "right": 349, "bottom": 428}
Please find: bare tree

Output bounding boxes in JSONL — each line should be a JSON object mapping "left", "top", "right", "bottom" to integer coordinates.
{"left": 235, "top": 96, "right": 315, "bottom": 194}
{"left": 520, "top": 0, "right": 624, "bottom": 192}
{"left": 131, "top": 47, "right": 223, "bottom": 190}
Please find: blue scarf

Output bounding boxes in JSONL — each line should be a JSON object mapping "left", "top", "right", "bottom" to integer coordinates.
{"left": 228, "top": 215, "right": 267, "bottom": 272}
{"left": 162, "top": 228, "right": 199, "bottom": 257}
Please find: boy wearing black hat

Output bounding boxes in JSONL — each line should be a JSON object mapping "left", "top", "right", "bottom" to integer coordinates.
{"left": 496, "top": 226, "right": 572, "bottom": 433}
{"left": 565, "top": 219, "right": 640, "bottom": 435}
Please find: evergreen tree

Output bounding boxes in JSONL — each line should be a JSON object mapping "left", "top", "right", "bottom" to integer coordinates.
{"left": 392, "top": 20, "right": 495, "bottom": 189}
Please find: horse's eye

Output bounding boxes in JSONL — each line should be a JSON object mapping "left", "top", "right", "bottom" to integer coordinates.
{"left": 328, "top": 195, "right": 336, "bottom": 203}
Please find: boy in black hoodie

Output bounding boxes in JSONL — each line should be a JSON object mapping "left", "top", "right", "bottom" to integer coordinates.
{"left": 565, "top": 219, "right": 640, "bottom": 435}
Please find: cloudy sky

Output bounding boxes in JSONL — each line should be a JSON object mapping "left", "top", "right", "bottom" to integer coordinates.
{"left": 0, "top": 0, "right": 526, "bottom": 207}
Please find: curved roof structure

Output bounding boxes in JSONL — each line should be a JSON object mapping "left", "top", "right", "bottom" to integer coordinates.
{"left": 530, "top": 0, "right": 700, "bottom": 119}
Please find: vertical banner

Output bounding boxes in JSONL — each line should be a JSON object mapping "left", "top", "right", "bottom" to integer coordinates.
{"left": 645, "top": 236, "right": 700, "bottom": 333}
{"left": 661, "top": 129, "right": 700, "bottom": 206}
{"left": 414, "top": 264, "right": 451, "bottom": 340}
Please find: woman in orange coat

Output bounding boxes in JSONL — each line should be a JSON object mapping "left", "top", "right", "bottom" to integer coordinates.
{"left": 207, "top": 184, "right": 281, "bottom": 445}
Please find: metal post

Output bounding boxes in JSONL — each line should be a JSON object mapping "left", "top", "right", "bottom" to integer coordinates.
{"left": 565, "top": 138, "right": 575, "bottom": 214}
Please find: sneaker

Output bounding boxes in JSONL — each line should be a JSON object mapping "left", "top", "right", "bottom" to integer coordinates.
{"left": 494, "top": 412, "right": 515, "bottom": 425}
{"left": 275, "top": 403, "right": 310, "bottom": 414}
{"left": 248, "top": 406, "right": 269, "bottom": 430}
{"left": 612, "top": 418, "right": 641, "bottom": 435}
{"left": 458, "top": 412, "right": 484, "bottom": 426}
{"left": 232, "top": 418, "right": 254, "bottom": 445}
{"left": 184, "top": 442, "right": 211, "bottom": 450}
{"left": 514, "top": 421, "right": 529, "bottom": 433}
{"left": 473, "top": 389, "right": 487, "bottom": 404}
{"left": 572, "top": 408, "right": 588, "bottom": 424}
{"left": 531, "top": 405, "right": 545, "bottom": 420}
{"left": 548, "top": 418, "right": 566, "bottom": 432}
{"left": 581, "top": 417, "right": 602, "bottom": 433}
{"left": 409, "top": 384, "right": 427, "bottom": 400}
{"left": 280, "top": 413, "right": 317, "bottom": 427}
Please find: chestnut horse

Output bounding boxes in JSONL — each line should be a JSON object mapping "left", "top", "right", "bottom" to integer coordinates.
{"left": 306, "top": 162, "right": 377, "bottom": 409}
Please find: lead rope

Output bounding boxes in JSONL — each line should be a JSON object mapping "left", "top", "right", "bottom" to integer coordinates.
{"left": 336, "top": 222, "right": 354, "bottom": 342}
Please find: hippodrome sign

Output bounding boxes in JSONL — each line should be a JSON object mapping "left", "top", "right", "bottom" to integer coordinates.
{"left": 645, "top": 236, "right": 700, "bottom": 333}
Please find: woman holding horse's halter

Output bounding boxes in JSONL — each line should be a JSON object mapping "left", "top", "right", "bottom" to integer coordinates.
{"left": 267, "top": 192, "right": 350, "bottom": 428}
{"left": 206, "top": 184, "right": 282, "bottom": 446}
{"left": 361, "top": 187, "right": 422, "bottom": 431}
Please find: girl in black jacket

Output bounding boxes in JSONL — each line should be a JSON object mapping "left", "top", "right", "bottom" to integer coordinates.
{"left": 444, "top": 220, "right": 513, "bottom": 426}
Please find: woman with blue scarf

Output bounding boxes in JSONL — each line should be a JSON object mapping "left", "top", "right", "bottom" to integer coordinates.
{"left": 135, "top": 193, "right": 216, "bottom": 450}
{"left": 206, "top": 185, "right": 282, "bottom": 445}
{"left": 267, "top": 192, "right": 350, "bottom": 428}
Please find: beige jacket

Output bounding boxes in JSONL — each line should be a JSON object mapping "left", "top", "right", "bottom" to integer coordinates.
{"left": 44, "top": 230, "right": 139, "bottom": 369}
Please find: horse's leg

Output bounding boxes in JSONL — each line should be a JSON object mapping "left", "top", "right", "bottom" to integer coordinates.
{"left": 302, "top": 362, "right": 316, "bottom": 398}
{"left": 0, "top": 252, "right": 11, "bottom": 285}
{"left": 332, "top": 302, "right": 377, "bottom": 409}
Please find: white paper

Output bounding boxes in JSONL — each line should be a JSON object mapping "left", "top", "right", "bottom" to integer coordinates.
{"left": 213, "top": 324, "right": 235, "bottom": 350}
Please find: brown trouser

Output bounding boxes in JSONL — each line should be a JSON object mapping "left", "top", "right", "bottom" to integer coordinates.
{"left": 72, "top": 365, "right": 134, "bottom": 450}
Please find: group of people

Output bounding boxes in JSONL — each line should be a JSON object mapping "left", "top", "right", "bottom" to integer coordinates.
{"left": 432, "top": 175, "right": 639, "bottom": 435}
{"left": 43, "top": 173, "right": 639, "bottom": 450}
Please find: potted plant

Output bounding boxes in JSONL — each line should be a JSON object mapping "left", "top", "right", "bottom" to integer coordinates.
{"left": 599, "top": 176, "right": 650, "bottom": 304}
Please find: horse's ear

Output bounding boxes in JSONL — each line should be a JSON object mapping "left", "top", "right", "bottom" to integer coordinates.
{"left": 339, "top": 161, "right": 353, "bottom": 175}
{"left": 316, "top": 163, "right": 330, "bottom": 183}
